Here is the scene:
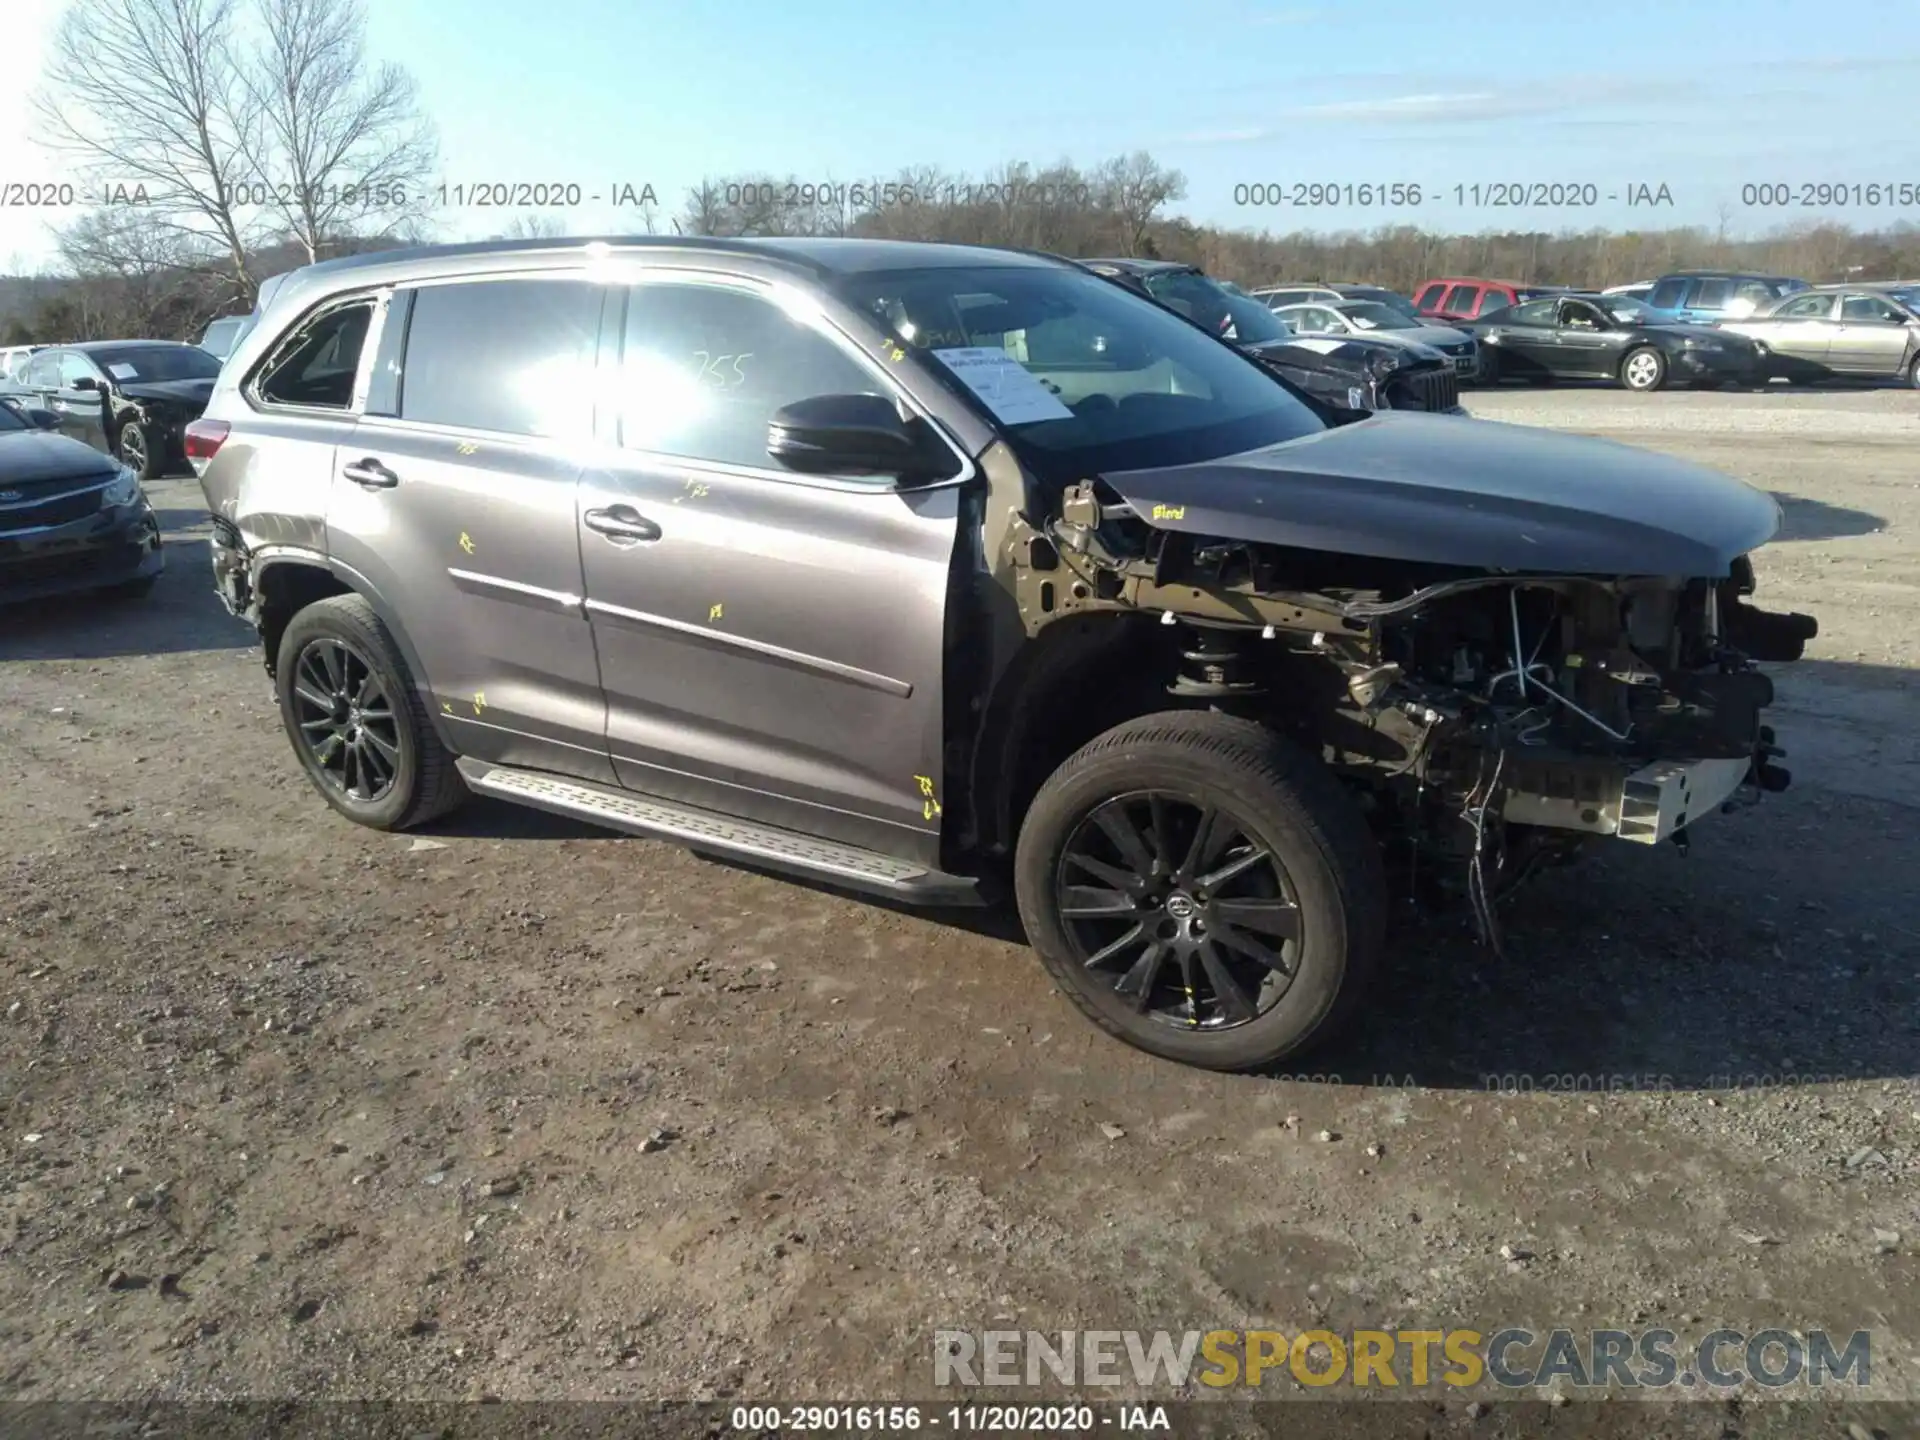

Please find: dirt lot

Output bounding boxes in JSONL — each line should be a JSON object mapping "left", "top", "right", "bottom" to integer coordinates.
{"left": 2, "top": 387, "right": 1917, "bottom": 1427}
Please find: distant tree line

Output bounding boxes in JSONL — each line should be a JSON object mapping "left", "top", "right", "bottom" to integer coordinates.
{"left": 8, "top": 6, "right": 1918, "bottom": 352}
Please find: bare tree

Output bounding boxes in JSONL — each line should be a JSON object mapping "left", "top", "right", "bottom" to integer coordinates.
{"left": 489, "top": 214, "right": 567, "bottom": 241}
{"left": 1093, "top": 152, "right": 1187, "bottom": 257}
{"left": 240, "top": 0, "right": 437, "bottom": 265}
{"left": 57, "top": 207, "right": 232, "bottom": 336}
{"left": 34, "top": 0, "right": 258, "bottom": 291}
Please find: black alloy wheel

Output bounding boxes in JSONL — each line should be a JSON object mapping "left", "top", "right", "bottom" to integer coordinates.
{"left": 118, "top": 419, "right": 157, "bottom": 480}
{"left": 289, "top": 637, "right": 402, "bottom": 804}
{"left": 1055, "top": 791, "right": 1302, "bottom": 1030}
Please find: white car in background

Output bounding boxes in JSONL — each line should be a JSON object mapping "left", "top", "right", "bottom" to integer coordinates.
{"left": 1250, "top": 284, "right": 1345, "bottom": 311}
{"left": 1270, "top": 298, "right": 1482, "bottom": 377}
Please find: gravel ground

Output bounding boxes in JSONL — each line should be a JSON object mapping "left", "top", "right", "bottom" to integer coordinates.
{"left": 2, "top": 387, "right": 1916, "bottom": 1430}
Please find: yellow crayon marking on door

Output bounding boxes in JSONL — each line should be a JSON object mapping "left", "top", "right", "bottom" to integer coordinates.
{"left": 914, "top": 774, "right": 942, "bottom": 820}
{"left": 471, "top": 691, "right": 486, "bottom": 715}
{"left": 456, "top": 442, "right": 479, "bottom": 456}
{"left": 458, "top": 531, "right": 475, "bottom": 554}
{"left": 708, "top": 603, "right": 723, "bottom": 622}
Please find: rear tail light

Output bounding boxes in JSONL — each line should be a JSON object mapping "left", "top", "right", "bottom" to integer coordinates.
{"left": 183, "top": 418, "right": 230, "bottom": 476}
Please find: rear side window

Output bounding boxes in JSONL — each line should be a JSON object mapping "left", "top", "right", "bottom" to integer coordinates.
{"left": 1775, "top": 293, "right": 1835, "bottom": 319}
{"left": 257, "top": 300, "right": 375, "bottom": 409}
{"left": 1648, "top": 279, "right": 1688, "bottom": 309}
{"left": 399, "top": 277, "right": 604, "bottom": 439}
{"left": 1841, "top": 294, "right": 1904, "bottom": 322}
{"left": 1691, "top": 280, "right": 1732, "bottom": 310}
{"left": 1442, "top": 284, "right": 1478, "bottom": 313}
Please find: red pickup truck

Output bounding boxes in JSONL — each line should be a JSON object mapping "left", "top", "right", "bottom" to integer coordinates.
{"left": 1413, "top": 278, "right": 1570, "bottom": 323}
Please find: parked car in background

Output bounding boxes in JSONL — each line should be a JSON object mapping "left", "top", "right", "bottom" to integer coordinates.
{"left": 198, "top": 313, "right": 258, "bottom": 362}
{"left": 1328, "top": 284, "right": 1424, "bottom": 321}
{"left": 0, "top": 393, "right": 162, "bottom": 604}
{"left": 16, "top": 340, "right": 221, "bottom": 478}
{"left": 1250, "top": 284, "right": 1344, "bottom": 311}
{"left": 1412, "top": 278, "right": 1571, "bottom": 324}
{"left": 1602, "top": 281, "right": 1655, "bottom": 300}
{"left": 1082, "top": 258, "right": 1465, "bottom": 414}
{"left": 1463, "top": 292, "right": 1767, "bottom": 391}
{"left": 1642, "top": 271, "right": 1809, "bottom": 324}
{"left": 1719, "top": 285, "right": 1920, "bottom": 386}
{"left": 192, "top": 234, "right": 1813, "bottom": 1071}
{"left": 1, "top": 344, "right": 49, "bottom": 387}
{"left": 1270, "top": 299, "right": 1480, "bottom": 378}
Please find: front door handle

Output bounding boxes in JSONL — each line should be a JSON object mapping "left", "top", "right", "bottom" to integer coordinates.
{"left": 583, "top": 505, "right": 661, "bottom": 543}
{"left": 343, "top": 458, "right": 398, "bottom": 489}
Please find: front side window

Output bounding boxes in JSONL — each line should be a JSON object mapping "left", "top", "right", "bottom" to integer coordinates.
{"left": 1774, "top": 293, "right": 1836, "bottom": 320}
{"left": 1338, "top": 302, "right": 1413, "bottom": 331}
{"left": 617, "top": 281, "right": 881, "bottom": 470}
{"left": 1840, "top": 294, "right": 1904, "bottom": 323}
{"left": 841, "top": 263, "right": 1324, "bottom": 484}
{"left": 400, "top": 278, "right": 603, "bottom": 438}
{"left": 258, "top": 300, "right": 376, "bottom": 410}
{"left": 59, "top": 352, "right": 99, "bottom": 388}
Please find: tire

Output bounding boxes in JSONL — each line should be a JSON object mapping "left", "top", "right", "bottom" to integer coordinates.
{"left": 1620, "top": 346, "right": 1667, "bottom": 392}
{"left": 274, "top": 593, "right": 466, "bottom": 830}
{"left": 1908, "top": 354, "right": 1920, "bottom": 389}
{"left": 117, "top": 418, "right": 162, "bottom": 480}
{"left": 1477, "top": 349, "right": 1500, "bottom": 385}
{"left": 1013, "top": 710, "right": 1387, "bottom": 1072}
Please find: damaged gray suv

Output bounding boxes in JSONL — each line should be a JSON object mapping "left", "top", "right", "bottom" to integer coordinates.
{"left": 189, "top": 237, "right": 1817, "bottom": 1072}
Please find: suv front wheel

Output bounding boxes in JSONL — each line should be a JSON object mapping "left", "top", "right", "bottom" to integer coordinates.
{"left": 275, "top": 594, "right": 467, "bottom": 830}
{"left": 1014, "top": 711, "right": 1386, "bottom": 1071}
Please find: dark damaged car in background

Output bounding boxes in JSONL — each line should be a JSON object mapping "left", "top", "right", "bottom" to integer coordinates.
{"left": 16, "top": 340, "right": 221, "bottom": 479}
{"left": 191, "top": 236, "right": 1816, "bottom": 1072}
{"left": 1077, "top": 257, "right": 1467, "bottom": 417}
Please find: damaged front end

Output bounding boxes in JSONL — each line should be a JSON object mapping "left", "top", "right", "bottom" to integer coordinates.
{"left": 1002, "top": 463, "right": 1816, "bottom": 947}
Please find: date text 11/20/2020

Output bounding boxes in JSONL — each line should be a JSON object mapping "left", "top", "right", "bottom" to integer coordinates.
{"left": 1230, "top": 181, "right": 1676, "bottom": 208}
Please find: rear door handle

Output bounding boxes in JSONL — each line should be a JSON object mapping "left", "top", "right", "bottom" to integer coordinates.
{"left": 343, "top": 458, "right": 398, "bottom": 489}
{"left": 583, "top": 505, "right": 661, "bottom": 543}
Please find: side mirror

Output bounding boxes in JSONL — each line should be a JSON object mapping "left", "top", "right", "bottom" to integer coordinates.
{"left": 767, "top": 393, "right": 937, "bottom": 478}
{"left": 71, "top": 376, "right": 101, "bottom": 393}
{"left": 26, "top": 407, "right": 60, "bottom": 429}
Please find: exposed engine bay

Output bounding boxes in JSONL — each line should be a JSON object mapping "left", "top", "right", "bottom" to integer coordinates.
{"left": 1000, "top": 474, "right": 1819, "bottom": 948}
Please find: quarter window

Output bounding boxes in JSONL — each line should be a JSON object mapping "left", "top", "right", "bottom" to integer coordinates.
{"left": 616, "top": 282, "right": 882, "bottom": 471}
{"left": 258, "top": 298, "right": 377, "bottom": 410}
{"left": 1508, "top": 299, "right": 1558, "bottom": 325}
{"left": 399, "top": 278, "right": 604, "bottom": 437}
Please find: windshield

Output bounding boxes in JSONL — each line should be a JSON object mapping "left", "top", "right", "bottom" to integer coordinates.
{"left": 1599, "top": 297, "right": 1659, "bottom": 324}
{"left": 1339, "top": 302, "right": 1417, "bottom": 331}
{"left": 1349, "top": 290, "right": 1422, "bottom": 320}
{"left": 839, "top": 264, "right": 1324, "bottom": 479}
{"left": 1139, "top": 270, "right": 1294, "bottom": 345}
{"left": 89, "top": 345, "right": 222, "bottom": 383}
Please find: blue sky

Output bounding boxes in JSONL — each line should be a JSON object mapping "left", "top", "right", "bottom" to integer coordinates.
{"left": 5, "top": 0, "right": 1920, "bottom": 269}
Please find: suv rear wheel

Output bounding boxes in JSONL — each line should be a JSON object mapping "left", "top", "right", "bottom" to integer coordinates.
{"left": 275, "top": 594, "right": 466, "bottom": 830}
{"left": 1014, "top": 711, "right": 1386, "bottom": 1071}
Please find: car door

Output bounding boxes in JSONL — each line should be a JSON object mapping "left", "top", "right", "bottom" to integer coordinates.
{"left": 576, "top": 272, "right": 962, "bottom": 864}
{"left": 1479, "top": 298, "right": 1559, "bottom": 374}
{"left": 1829, "top": 293, "right": 1913, "bottom": 375}
{"left": 48, "top": 351, "right": 110, "bottom": 451}
{"left": 1551, "top": 299, "right": 1621, "bottom": 377}
{"left": 1749, "top": 291, "right": 1838, "bottom": 364}
{"left": 323, "top": 273, "right": 617, "bottom": 785}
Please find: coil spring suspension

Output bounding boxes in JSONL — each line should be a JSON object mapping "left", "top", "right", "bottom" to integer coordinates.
{"left": 1167, "top": 623, "right": 1266, "bottom": 700}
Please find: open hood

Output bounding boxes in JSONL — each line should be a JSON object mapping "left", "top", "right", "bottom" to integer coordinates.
{"left": 1099, "top": 411, "right": 1780, "bottom": 576}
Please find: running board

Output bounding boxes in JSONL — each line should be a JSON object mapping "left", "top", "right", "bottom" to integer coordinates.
{"left": 455, "top": 759, "right": 983, "bottom": 906}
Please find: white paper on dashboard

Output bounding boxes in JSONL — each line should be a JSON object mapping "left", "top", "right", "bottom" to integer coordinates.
{"left": 107, "top": 364, "right": 139, "bottom": 380}
{"left": 932, "top": 347, "right": 1074, "bottom": 425}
